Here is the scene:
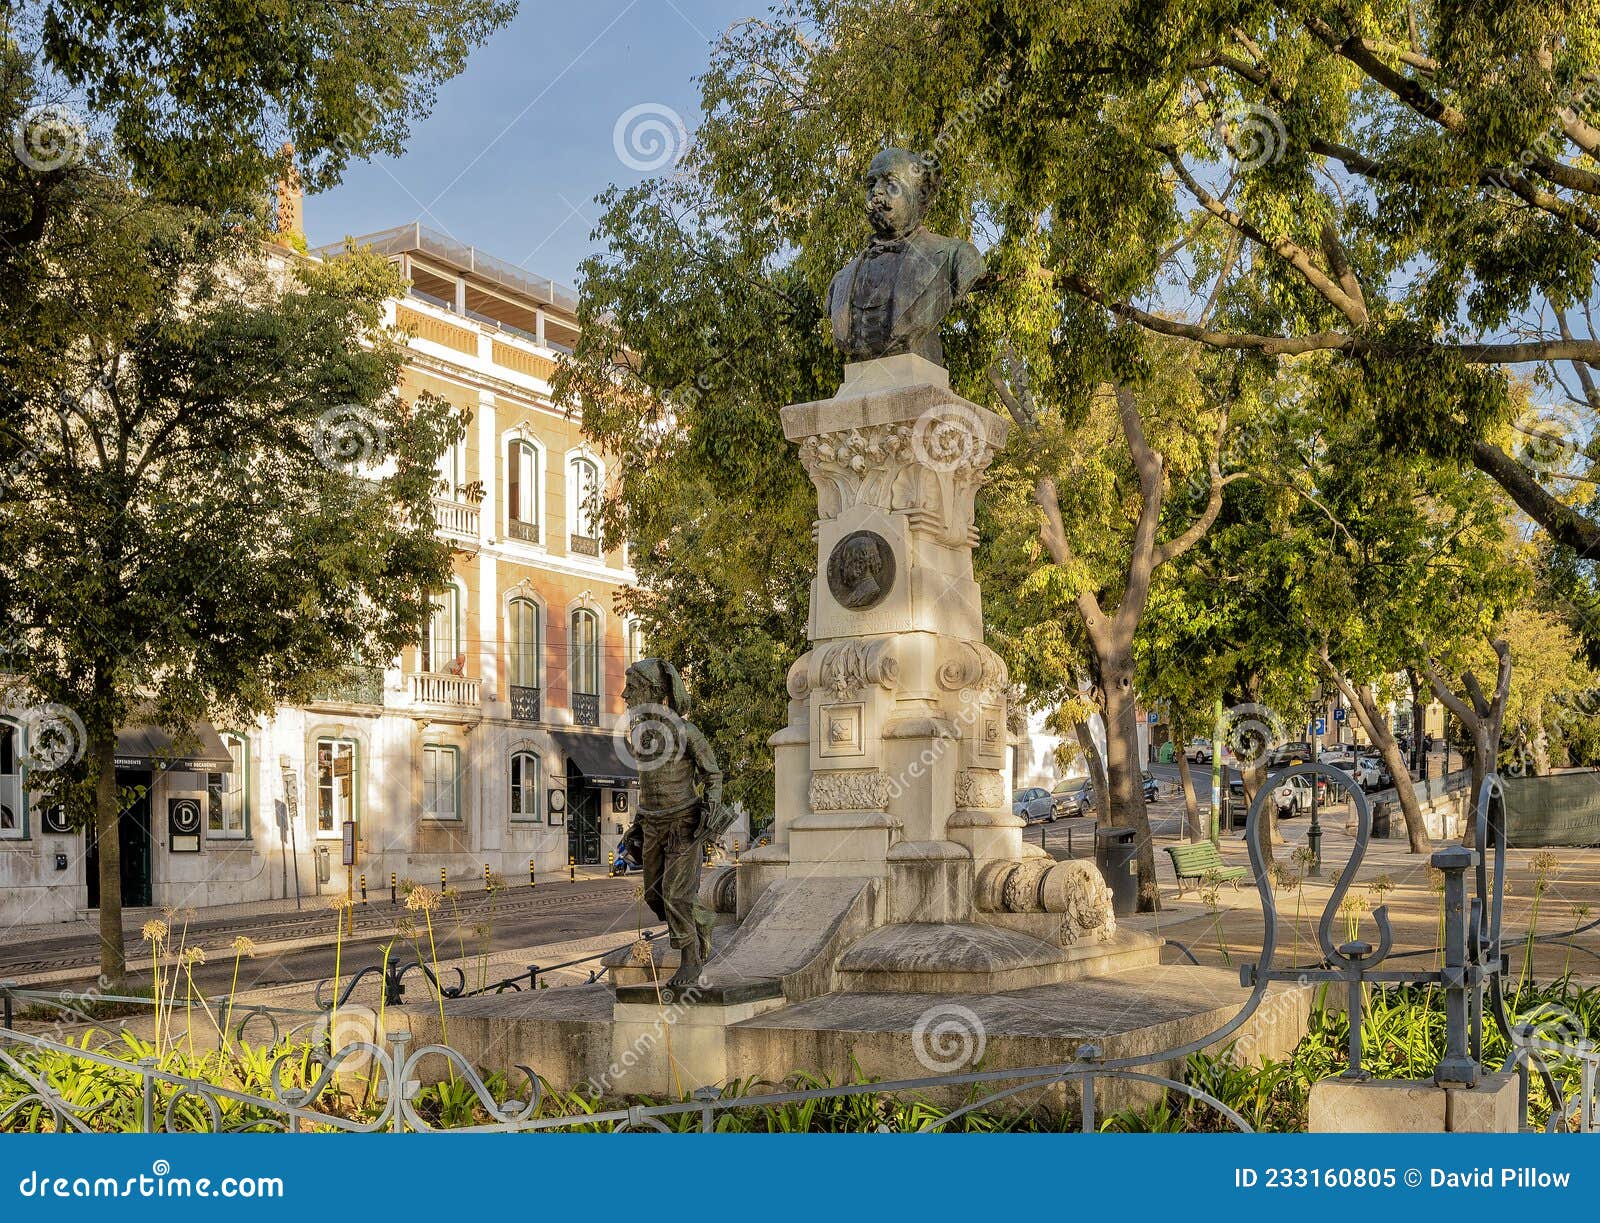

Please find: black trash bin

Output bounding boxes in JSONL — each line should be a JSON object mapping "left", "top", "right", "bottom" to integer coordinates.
{"left": 1371, "top": 799, "right": 1391, "bottom": 840}
{"left": 1095, "top": 825, "right": 1139, "bottom": 916}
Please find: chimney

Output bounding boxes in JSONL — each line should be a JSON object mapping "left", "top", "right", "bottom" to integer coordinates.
{"left": 274, "top": 142, "right": 304, "bottom": 249}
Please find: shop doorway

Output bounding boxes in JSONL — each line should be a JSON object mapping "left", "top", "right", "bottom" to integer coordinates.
{"left": 566, "top": 770, "right": 602, "bottom": 866}
{"left": 85, "top": 769, "right": 153, "bottom": 908}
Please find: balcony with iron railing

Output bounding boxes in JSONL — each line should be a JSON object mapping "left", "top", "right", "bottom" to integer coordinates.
{"left": 311, "top": 665, "right": 386, "bottom": 708}
{"left": 507, "top": 518, "right": 540, "bottom": 544}
{"left": 570, "top": 534, "right": 600, "bottom": 558}
{"left": 509, "top": 685, "right": 541, "bottom": 722}
{"left": 572, "top": 692, "right": 600, "bottom": 727}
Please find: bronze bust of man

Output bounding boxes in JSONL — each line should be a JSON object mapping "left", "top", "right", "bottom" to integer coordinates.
{"left": 620, "top": 657, "right": 730, "bottom": 988}
{"left": 828, "top": 148, "right": 986, "bottom": 366}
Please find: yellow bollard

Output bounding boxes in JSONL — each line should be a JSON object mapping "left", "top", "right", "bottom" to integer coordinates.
{"left": 439, "top": 866, "right": 447, "bottom": 892}
{"left": 529, "top": 857, "right": 536, "bottom": 888}
{"left": 390, "top": 871, "right": 397, "bottom": 905}
{"left": 359, "top": 873, "right": 367, "bottom": 904}
{"left": 483, "top": 862, "right": 491, "bottom": 889}
{"left": 569, "top": 854, "right": 575, "bottom": 882}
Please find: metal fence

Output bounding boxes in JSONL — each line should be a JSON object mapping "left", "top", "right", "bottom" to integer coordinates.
{"left": 2, "top": 767, "right": 1597, "bottom": 1133}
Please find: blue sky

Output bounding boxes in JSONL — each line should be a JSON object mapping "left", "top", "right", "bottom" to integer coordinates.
{"left": 307, "top": 0, "right": 754, "bottom": 290}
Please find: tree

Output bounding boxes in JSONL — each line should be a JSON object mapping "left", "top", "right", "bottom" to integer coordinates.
{"left": 554, "top": 181, "right": 830, "bottom": 820}
{"left": 983, "top": 341, "right": 1246, "bottom": 908}
{"left": 7, "top": 1, "right": 514, "bottom": 210}
{"left": 0, "top": 164, "right": 457, "bottom": 981}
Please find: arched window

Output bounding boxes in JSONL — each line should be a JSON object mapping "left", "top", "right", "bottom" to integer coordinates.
{"left": 507, "top": 439, "right": 540, "bottom": 542}
{"left": 570, "top": 608, "right": 600, "bottom": 726}
{"left": 436, "top": 411, "right": 466, "bottom": 498}
{"left": 508, "top": 597, "right": 542, "bottom": 721}
{"left": 626, "top": 619, "right": 646, "bottom": 667}
{"left": 207, "top": 733, "right": 250, "bottom": 839}
{"left": 568, "top": 456, "right": 600, "bottom": 556}
{"left": 422, "top": 586, "right": 461, "bottom": 673}
{"left": 0, "top": 721, "right": 22, "bottom": 839}
{"left": 510, "top": 750, "right": 542, "bottom": 823}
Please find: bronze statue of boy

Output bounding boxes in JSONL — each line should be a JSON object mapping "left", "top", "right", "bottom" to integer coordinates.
{"left": 620, "top": 658, "right": 729, "bottom": 988}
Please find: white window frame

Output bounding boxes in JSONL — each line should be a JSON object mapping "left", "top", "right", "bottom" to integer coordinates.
{"left": 508, "top": 597, "right": 542, "bottom": 690}
{"left": 509, "top": 749, "right": 542, "bottom": 823}
{"left": 567, "top": 453, "right": 602, "bottom": 550}
{"left": 506, "top": 437, "right": 542, "bottom": 543}
{"left": 0, "top": 720, "right": 24, "bottom": 840}
{"left": 570, "top": 607, "right": 601, "bottom": 698}
{"left": 207, "top": 733, "right": 250, "bottom": 839}
{"left": 315, "top": 737, "right": 358, "bottom": 839}
{"left": 422, "top": 743, "right": 460, "bottom": 821}
{"left": 422, "top": 584, "right": 463, "bottom": 673}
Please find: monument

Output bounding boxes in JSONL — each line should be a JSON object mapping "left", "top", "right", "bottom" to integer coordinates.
{"left": 407, "top": 150, "right": 1311, "bottom": 1111}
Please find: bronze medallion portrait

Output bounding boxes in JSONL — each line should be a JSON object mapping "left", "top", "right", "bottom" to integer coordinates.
{"left": 827, "top": 530, "right": 896, "bottom": 610}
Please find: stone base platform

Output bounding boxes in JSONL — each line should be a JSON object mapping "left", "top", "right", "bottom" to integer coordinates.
{"left": 401, "top": 966, "right": 1312, "bottom": 1121}
{"left": 836, "top": 924, "right": 1160, "bottom": 993}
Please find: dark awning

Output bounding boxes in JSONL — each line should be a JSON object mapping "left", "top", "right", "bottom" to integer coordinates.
{"left": 550, "top": 729, "right": 636, "bottom": 787}
{"left": 115, "top": 723, "right": 234, "bottom": 772}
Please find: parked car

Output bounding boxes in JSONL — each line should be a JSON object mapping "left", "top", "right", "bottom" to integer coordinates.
{"left": 1354, "top": 754, "right": 1393, "bottom": 790}
{"left": 1320, "top": 746, "right": 1358, "bottom": 772}
{"left": 1267, "top": 741, "right": 1313, "bottom": 768}
{"left": 1013, "top": 786, "right": 1055, "bottom": 824}
{"left": 1269, "top": 774, "right": 1323, "bottom": 817}
{"left": 1185, "top": 737, "right": 1213, "bottom": 763}
{"left": 1141, "top": 773, "right": 1161, "bottom": 803}
{"left": 1051, "top": 779, "right": 1092, "bottom": 818}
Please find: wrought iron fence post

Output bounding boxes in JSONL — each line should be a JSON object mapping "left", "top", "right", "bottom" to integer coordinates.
{"left": 692, "top": 1086, "right": 721, "bottom": 1133}
{"left": 1077, "top": 1044, "right": 1101, "bottom": 1133}
{"left": 1337, "top": 942, "right": 1371, "bottom": 1078}
{"left": 1, "top": 979, "right": 13, "bottom": 1031}
{"left": 138, "top": 1057, "right": 157, "bottom": 1133}
{"left": 1433, "top": 844, "right": 1480, "bottom": 1087}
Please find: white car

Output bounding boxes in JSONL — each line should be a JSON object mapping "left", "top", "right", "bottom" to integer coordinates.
{"left": 1271, "top": 775, "right": 1315, "bottom": 816}
{"left": 1186, "top": 738, "right": 1219, "bottom": 763}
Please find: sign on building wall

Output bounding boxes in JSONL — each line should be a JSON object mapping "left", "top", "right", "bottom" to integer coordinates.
{"left": 169, "top": 797, "right": 202, "bottom": 853}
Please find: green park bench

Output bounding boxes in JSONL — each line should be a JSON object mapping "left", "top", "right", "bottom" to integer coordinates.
{"left": 1164, "top": 841, "right": 1249, "bottom": 897}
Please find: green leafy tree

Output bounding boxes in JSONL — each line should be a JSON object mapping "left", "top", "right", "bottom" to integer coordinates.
{"left": 0, "top": 165, "right": 458, "bottom": 981}
{"left": 7, "top": 0, "right": 514, "bottom": 210}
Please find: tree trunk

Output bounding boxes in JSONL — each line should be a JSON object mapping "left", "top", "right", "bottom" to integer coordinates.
{"left": 1407, "top": 669, "right": 1425, "bottom": 779}
{"left": 1073, "top": 719, "right": 1110, "bottom": 823}
{"left": 1102, "top": 656, "right": 1158, "bottom": 911}
{"left": 92, "top": 726, "right": 126, "bottom": 984}
{"left": 1173, "top": 734, "right": 1203, "bottom": 840}
{"left": 1344, "top": 680, "right": 1431, "bottom": 853}
{"left": 1530, "top": 714, "right": 1552, "bottom": 776}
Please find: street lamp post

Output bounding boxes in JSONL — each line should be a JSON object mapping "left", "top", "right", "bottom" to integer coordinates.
{"left": 1307, "top": 696, "right": 1323, "bottom": 877}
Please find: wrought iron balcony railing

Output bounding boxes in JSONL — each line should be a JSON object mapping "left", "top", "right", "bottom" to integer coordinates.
{"left": 507, "top": 519, "right": 539, "bottom": 544}
{"left": 509, "top": 685, "right": 541, "bottom": 722}
{"left": 569, "top": 534, "right": 600, "bottom": 557}
{"left": 572, "top": 692, "right": 600, "bottom": 727}
{"left": 312, "top": 665, "right": 386, "bottom": 707}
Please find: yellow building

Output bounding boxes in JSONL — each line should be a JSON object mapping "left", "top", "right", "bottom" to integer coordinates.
{"left": 0, "top": 223, "right": 642, "bottom": 927}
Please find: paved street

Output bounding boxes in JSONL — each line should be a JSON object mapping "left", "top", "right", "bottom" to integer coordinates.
{"left": 0, "top": 873, "right": 652, "bottom": 997}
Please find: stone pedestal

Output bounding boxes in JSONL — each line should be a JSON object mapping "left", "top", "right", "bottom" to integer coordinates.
{"left": 1308, "top": 1073, "right": 1521, "bottom": 1133}
{"left": 746, "top": 353, "right": 1021, "bottom": 923}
